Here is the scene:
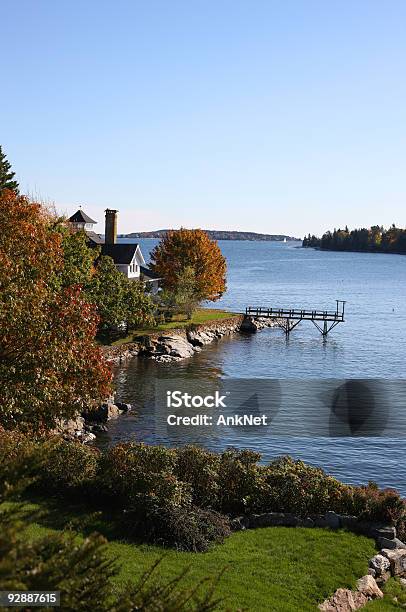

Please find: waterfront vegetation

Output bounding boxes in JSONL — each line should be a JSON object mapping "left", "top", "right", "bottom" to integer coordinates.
{"left": 303, "top": 224, "right": 406, "bottom": 254}
{"left": 1, "top": 433, "right": 405, "bottom": 609}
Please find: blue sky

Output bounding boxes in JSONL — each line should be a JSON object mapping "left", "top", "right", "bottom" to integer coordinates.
{"left": 2, "top": 0, "right": 406, "bottom": 236}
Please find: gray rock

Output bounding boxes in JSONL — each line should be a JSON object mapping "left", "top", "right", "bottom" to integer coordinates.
{"left": 54, "top": 415, "right": 85, "bottom": 436}
{"left": 298, "top": 517, "right": 315, "bottom": 528}
{"left": 187, "top": 329, "right": 216, "bottom": 346}
{"left": 378, "top": 537, "right": 406, "bottom": 550}
{"left": 154, "top": 335, "right": 195, "bottom": 359}
{"left": 369, "top": 554, "right": 391, "bottom": 576}
{"left": 249, "top": 512, "right": 299, "bottom": 528}
{"left": 230, "top": 516, "right": 249, "bottom": 531}
{"left": 373, "top": 526, "right": 396, "bottom": 540}
{"left": 340, "top": 515, "right": 359, "bottom": 531}
{"left": 78, "top": 431, "right": 96, "bottom": 443}
{"left": 115, "top": 402, "right": 132, "bottom": 412}
{"left": 325, "top": 511, "right": 341, "bottom": 529}
{"left": 367, "top": 568, "right": 376, "bottom": 577}
{"left": 90, "top": 402, "right": 122, "bottom": 423}
{"left": 400, "top": 578, "right": 406, "bottom": 589}
{"left": 240, "top": 316, "right": 277, "bottom": 333}
{"left": 311, "top": 514, "right": 328, "bottom": 528}
{"left": 356, "top": 575, "right": 383, "bottom": 599}
{"left": 381, "top": 549, "right": 406, "bottom": 577}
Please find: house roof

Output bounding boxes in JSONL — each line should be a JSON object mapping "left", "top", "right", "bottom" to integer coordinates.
{"left": 85, "top": 231, "right": 104, "bottom": 245}
{"left": 69, "top": 209, "right": 97, "bottom": 224}
{"left": 101, "top": 243, "right": 145, "bottom": 265}
{"left": 140, "top": 265, "right": 161, "bottom": 280}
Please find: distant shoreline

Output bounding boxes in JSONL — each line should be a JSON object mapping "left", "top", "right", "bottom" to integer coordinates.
{"left": 120, "top": 230, "right": 301, "bottom": 241}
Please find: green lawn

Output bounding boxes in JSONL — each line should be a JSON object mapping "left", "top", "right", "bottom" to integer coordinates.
{"left": 103, "top": 308, "right": 240, "bottom": 346}
{"left": 16, "top": 497, "right": 387, "bottom": 612}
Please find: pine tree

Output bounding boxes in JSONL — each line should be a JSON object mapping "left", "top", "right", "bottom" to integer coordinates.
{"left": 0, "top": 145, "right": 19, "bottom": 193}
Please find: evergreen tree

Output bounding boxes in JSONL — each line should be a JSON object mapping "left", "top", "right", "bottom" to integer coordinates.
{"left": 0, "top": 145, "right": 19, "bottom": 193}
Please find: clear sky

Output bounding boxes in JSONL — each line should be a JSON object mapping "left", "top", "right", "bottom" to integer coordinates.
{"left": 2, "top": 0, "right": 406, "bottom": 237}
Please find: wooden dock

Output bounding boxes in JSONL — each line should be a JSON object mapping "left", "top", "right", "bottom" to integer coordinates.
{"left": 245, "top": 300, "right": 346, "bottom": 336}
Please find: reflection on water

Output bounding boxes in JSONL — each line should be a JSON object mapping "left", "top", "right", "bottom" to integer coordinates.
{"left": 99, "top": 241, "right": 406, "bottom": 495}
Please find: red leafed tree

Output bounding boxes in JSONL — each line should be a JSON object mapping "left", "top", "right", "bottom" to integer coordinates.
{"left": 0, "top": 190, "right": 112, "bottom": 430}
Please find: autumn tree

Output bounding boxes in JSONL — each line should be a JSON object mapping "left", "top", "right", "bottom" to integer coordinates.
{"left": 150, "top": 229, "right": 226, "bottom": 302}
{"left": 0, "top": 146, "right": 19, "bottom": 194}
{"left": 0, "top": 191, "right": 111, "bottom": 430}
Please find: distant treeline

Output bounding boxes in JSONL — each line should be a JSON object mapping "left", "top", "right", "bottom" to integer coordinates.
{"left": 122, "top": 230, "right": 299, "bottom": 241}
{"left": 303, "top": 225, "right": 406, "bottom": 254}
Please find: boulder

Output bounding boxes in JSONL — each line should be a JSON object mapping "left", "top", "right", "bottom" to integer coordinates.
{"left": 372, "top": 526, "right": 396, "bottom": 540}
{"left": 311, "top": 514, "right": 329, "bottom": 528}
{"left": 187, "top": 329, "right": 216, "bottom": 346}
{"left": 54, "top": 415, "right": 85, "bottom": 436}
{"left": 400, "top": 578, "right": 406, "bottom": 589}
{"left": 369, "top": 554, "right": 391, "bottom": 576}
{"left": 150, "top": 335, "right": 195, "bottom": 360}
{"left": 90, "top": 402, "right": 122, "bottom": 423}
{"left": 378, "top": 537, "right": 406, "bottom": 550}
{"left": 340, "top": 515, "right": 359, "bottom": 531}
{"left": 249, "top": 512, "right": 299, "bottom": 528}
{"left": 381, "top": 549, "right": 406, "bottom": 577}
{"left": 240, "top": 316, "right": 276, "bottom": 333}
{"left": 115, "top": 402, "right": 132, "bottom": 412}
{"left": 325, "top": 511, "right": 341, "bottom": 529}
{"left": 229, "top": 516, "right": 249, "bottom": 531}
{"left": 318, "top": 588, "right": 367, "bottom": 611}
{"left": 356, "top": 575, "right": 383, "bottom": 599}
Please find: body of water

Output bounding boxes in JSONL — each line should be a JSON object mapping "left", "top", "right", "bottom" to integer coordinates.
{"left": 99, "top": 240, "right": 406, "bottom": 494}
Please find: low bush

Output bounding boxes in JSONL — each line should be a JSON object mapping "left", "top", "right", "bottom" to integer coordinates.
{"left": 99, "top": 443, "right": 191, "bottom": 510}
{"left": 175, "top": 445, "right": 221, "bottom": 508}
{"left": 263, "top": 456, "right": 352, "bottom": 516}
{"left": 217, "top": 448, "right": 266, "bottom": 514}
{"left": 350, "top": 482, "right": 406, "bottom": 538}
{"left": 126, "top": 503, "right": 231, "bottom": 552}
{"left": 35, "top": 438, "right": 100, "bottom": 497}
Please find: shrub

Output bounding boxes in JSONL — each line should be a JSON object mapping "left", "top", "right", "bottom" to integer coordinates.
{"left": 174, "top": 446, "right": 221, "bottom": 508}
{"left": 350, "top": 483, "right": 406, "bottom": 537}
{"left": 130, "top": 503, "right": 231, "bottom": 552}
{"left": 217, "top": 448, "right": 266, "bottom": 514}
{"left": 35, "top": 438, "right": 100, "bottom": 497}
{"left": 99, "top": 443, "right": 191, "bottom": 510}
{"left": 263, "top": 456, "right": 351, "bottom": 516}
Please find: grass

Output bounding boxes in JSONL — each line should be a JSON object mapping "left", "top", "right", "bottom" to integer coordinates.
{"left": 12, "top": 496, "right": 384, "bottom": 612}
{"left": 101, "top": 308, "right": 240, "bottom": 345}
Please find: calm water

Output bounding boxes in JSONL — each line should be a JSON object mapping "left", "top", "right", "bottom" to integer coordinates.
{"left": 100, "top": 240, "right": 406, "bottom": 494}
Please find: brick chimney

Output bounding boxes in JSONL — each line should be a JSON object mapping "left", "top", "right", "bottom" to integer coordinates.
{"left": 105, "top": 209, "right": 118, "bottom": 244}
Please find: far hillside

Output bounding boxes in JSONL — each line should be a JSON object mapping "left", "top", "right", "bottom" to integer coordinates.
{"left": 121, "top": 229, "right": 300, "bottom": 241}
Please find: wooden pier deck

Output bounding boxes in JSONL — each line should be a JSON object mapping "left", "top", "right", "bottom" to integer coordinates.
{"left": 245, "top": 300, "right": 346, "bottom": 336}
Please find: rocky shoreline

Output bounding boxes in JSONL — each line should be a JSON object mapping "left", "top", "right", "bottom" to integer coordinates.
{"left": 58, "top": 314, "right": 279, "bottom": 441}
{"left": 102, "top": 314, "right": 279, "bottom": 364}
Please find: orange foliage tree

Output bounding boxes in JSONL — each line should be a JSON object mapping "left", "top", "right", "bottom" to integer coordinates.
{"left": 0, "top": 191, "right": 112, "bottom": 430}
{"left": 150, "top": 229, "right": 227, "bottom": 301}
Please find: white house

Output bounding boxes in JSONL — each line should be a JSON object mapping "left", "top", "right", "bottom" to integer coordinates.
{"left": 68, "top": 208, "right": 160, "bottom": 292}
